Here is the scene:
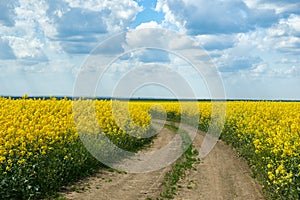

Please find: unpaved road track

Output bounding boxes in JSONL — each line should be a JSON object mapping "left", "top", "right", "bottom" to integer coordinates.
{"left": 62, "top": 127, "right": 176, "bottom": 200}
{"left": 174, "top": 127, "right": 264, "bottom": 199}
{"left": 62, "top": 123, "right": 264, "bottom": 200}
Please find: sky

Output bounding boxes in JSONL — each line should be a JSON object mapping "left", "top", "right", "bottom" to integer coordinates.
{"left": 0, "top": 0, "right": 299, "bottom": 100}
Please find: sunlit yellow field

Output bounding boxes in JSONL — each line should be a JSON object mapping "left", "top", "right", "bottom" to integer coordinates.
{"left": 0, "top": 97, "right": 299, "bottom": 199}
{"left": 221, "top": 101, "right": 300, "bottom": 199}
{"left": 0, "top": 97, "right": 153, "bottom": 199}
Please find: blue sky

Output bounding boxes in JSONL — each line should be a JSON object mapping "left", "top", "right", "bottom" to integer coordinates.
{"left": 0, "top": 0, "right": 299, "bottom": 99}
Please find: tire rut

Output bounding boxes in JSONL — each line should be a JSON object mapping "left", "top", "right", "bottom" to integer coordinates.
{"left": 62, "top": 127, "right": 175, "bottom": 200}
{"left": 174, "top": 123, "right": 264, "bottom": 200}
{"left": 61, "top": 122, "right": 264, "bottom": 200}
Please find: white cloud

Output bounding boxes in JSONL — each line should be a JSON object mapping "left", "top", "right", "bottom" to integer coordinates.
{"left": 243, "top": 0, "right": 260, "bottom": 9}
{"left": 0, "top": 37, "right": 15, "bottom": 59}
{"left": 0, "top": 0, "right": 60, "bottom": 64}
{"left": 285, "top": 14, "right": 300, "bottom": 35}
{"left": 155, "top": 0, "right": 186, "bottom": 32}
{"left": 253, "top": 0, "right": 300, "bottom": 15}
{"left": 195, "top": 34, "right": 237, "bottom": 50}
{"left": 63, "top": 0, "right": 142, "bottom": 24}
{"left": 0, "top": 0, "right": 17, "bottom": 27}
{"left": 8, "top": 36, "right": 45, "bottom": 59}
{"left": 260, "top": 14, "right": 300, "bottom": 54}
{"left": 49, "top": 0, "right": 142, "bottom": 53}
{"left": 0, "top": 0, "right": 144, "bottom": 75}
{"left": 268, "top": 14, "right": 300, "bottom": 37}
{"left": 135, "top": 21, "right": 162, "bottom": 29}
{"left": 125, "top": 28, "right": 198, "bottom": 50}
{"left": 280, "top": 58, "right": 298, "bottom": 64}
{"left": 284, "top": 66, "right": 300, "bottom": 76}
{"left": 156, "top": 0, "right": 278, "bottom": 35}
{"left": 125, "top": 28, "right": 169, "bottom": 49}
{"left": 251, "top": 63, "right": 268, "bottom": 73}
{"left": 1, "top": 1, "right": 45, "bottom": 54}
{"left": 96, "top": 0, "right": 142, "bottom": 32}
{"left": 0, "top": 0, "right": 299, "bottom": 99}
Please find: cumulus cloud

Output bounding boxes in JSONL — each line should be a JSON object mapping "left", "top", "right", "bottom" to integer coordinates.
{"left": 253, "top": 0, "right": 300, "bottom": 15}
{"left": 125, "top": 28, "right": 169, "bottom": 49}
{"left": 195, "top": 34, "right": 237, "bottom": 50}
{"left": 8, "top": 36, "right": 45, "bottom": 59}
{"left": 46, "top": 0, "right": 142, "bottom": 54}
{"left": 0, "top": 0, "right": 17, "bottom": 27}
{"left": 251, "top": 63, "right": 268, "bottom": 74}
{"left": 259, "top": 14, "right": 300, "bottom": 55}
{"left": 56, "top": 9, "right": 107, "bottom": 38}
{"left": 268, "top": 14, "right": 300, "bottom": 37}
{"left": 0, "top": 0, "right": 299, "bottom": 99}
{"left": 0, "top": 0, "right": 53, "bottom": 68}
{"left": 137, "top": 48, "right": 170, "bottom": 63}
{"left": 0, "top": 0, "right": 143, "bottom": 71}
{"left": 218, "top": 56, "right": 262, "bottom": 72}
{"left": 124, "top": 28, "right": 200, "bottom": 51}
{"left": 53, "top": 8, "right": 107, "bottom": 54}
{"left": 156, "top": 0, "right": 278, "bottom": 35}
{"left": 57, "top": 0, "right": 142, "bottom": 30}
{"left": 276, "top": 37, "right": 300, "bottom": 54}
{"left": 135, "top": 20, "right": 162, "bottom": 29}
{"left": 0, "top": 38, "right": 15, "bottom": 59}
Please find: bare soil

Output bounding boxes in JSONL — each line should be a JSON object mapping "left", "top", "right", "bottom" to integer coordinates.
{"left": 61, "top": 123, "right": 264, "bottom": 200}
{"left": 174, "top": 126, "right": 264, "bottom": 200}
{"left": 61, "top": 127, "right": 175, "bottom": 200}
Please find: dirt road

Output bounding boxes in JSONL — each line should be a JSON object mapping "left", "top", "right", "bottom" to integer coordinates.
{"left": 62, "top": 127, "right": 176, "bottom": 200}
{"left": 174, "top": 130, "right": 264, "bottom": 199}
{"left": 61, "top": 123, "right": 264, "bottom": 200}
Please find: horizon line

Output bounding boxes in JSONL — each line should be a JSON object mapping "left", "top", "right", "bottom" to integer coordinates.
{"left": 1, "top": 95, "right": 300, "bottom": 102}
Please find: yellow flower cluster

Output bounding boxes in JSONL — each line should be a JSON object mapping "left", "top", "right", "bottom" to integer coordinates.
{"left": 0, "top": 97, "right": 77, "bottom": 168}
{"left": 0, "top": 97, "right": 153, "bottom": 199}
{"left": 0, "top": 98, "right": 298, "bottom": 199}
{"left": 222, "top": 101, "right": 299, "bottom": 198}
{"left": 74, "top": 100, "right": 152, "bottom": 148}
{"left": 0, "top": 97, "right": 153, "bottom": 167}
{"left": 148, "top": 101, "right": 299, "bottom": 198}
